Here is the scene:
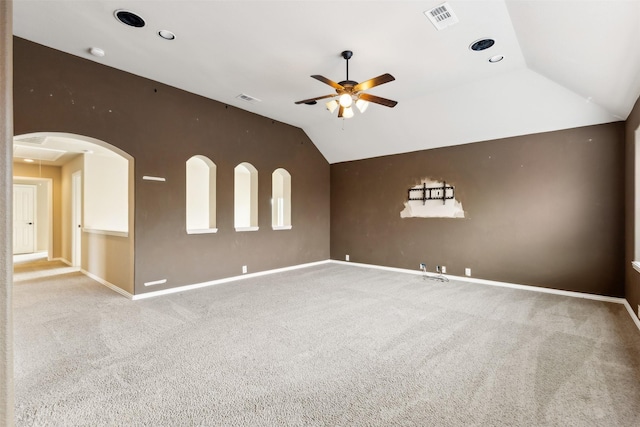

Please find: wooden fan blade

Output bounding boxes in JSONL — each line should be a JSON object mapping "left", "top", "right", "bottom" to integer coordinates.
{"left": 338, "top": 105, "right": 344, "bottom": 118}
{"left": 358, "top": 93, "right": 398, "bottom": 108}
{"left": 294, "top": 94, "right": 337, "bottom": 105}
{"left": 311, "top": 75, "right": 344, "bottom": 91}
{"left": 353, "top": 73, "right": 395, "bottom": 92}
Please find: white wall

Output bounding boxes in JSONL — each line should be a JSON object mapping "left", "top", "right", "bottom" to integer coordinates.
{"left": 83, "top": 153, "right": 128, "bottom": 233}
{"left": 234, "top": 166, "right": 252, "bottom": 228}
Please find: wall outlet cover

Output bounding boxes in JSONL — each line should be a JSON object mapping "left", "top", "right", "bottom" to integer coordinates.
{"left": 346, "top": 254, "right": 350, "bottom": 261}
{"left": 242, "top": 265, "right": 247, "bottom": 274}
{"left": 465, "top": 268, "right": 471, "bottom": 276}
{"left": 441, "top": 266, "right": 446, "bottom": 274}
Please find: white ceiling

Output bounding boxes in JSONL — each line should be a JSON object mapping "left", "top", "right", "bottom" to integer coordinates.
{"left": 12, "top": 1, "right": 640, "bottom": 164}
{"left": 13, "top": 133, "right": 121, "bottom": 167}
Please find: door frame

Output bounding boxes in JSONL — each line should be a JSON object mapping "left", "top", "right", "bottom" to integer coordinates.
{"left": 13, "top": 183, "right": 37, "bottom": 254}
{"left": 13, "top": 177, "right": 53, "bottom": 259}
{"left": 72, "top": 170, "right": 82, "bottom": 267}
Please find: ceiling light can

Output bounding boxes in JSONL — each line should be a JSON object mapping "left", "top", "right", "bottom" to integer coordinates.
{"left": 470, "top": 38, "right": 495, "bottom": 51}
{"left": 114, "top": 9, "right": 146, "bottom": 28}
{"left": 158, "top": 30, "right": 176, "bottom": 41}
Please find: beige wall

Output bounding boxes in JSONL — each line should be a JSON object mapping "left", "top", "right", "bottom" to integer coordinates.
{"left": 60, "top": 154, "right": 134, "bottom": 293}
{"left": 13, "top": 162, "right": 62, "bottom": 259}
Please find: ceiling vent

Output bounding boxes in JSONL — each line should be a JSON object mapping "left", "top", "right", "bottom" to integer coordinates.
{"left": 14, "top": 135, "right": 47, "bottom": 145}
{"left": 236, "top": 93, "right": 261, "bottom": 104}
{"left": 424, "top": 2, "right": 459, "bottom": 30}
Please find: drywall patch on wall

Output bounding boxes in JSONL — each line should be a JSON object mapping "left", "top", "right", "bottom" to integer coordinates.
{"left": 401, "top": 179, "right": 465, "bottom": 218}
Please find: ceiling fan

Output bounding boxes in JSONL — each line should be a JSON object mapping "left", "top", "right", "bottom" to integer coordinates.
{"left": 295, "top": 50, "right": 397, "bottom": 118}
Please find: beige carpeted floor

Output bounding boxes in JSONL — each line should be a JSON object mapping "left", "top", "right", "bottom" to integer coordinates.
{"left": 13, "top": 261, "right": 640, "bottom": 426}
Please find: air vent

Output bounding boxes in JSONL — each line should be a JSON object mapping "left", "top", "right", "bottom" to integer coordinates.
{"left": 236, "top": 93, "right": 261, "bottom": 104}
{"left": 14, "top": 135, "right": 47, "bottom": 145}
{"left": 424, "top": 2, "right": 459, "bottom": 30}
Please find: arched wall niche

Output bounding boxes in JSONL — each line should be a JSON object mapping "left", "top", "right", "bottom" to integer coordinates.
{"left": 272, "top": 168, "right": 292, "bottom": 230}
{"left": 186, "top": 155, "right": 217, "bottom": 234}
{"left": 234, "top": 162, "right": 258, "bottom": 231}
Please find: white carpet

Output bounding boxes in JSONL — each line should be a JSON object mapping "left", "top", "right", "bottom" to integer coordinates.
{"left": 13, "top": 262, "right": 640, "bottom": 426}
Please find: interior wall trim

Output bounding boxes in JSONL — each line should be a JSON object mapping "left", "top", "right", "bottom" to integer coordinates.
{"left": 623, "top": 300, "right": 640, "bottom": 331}
{"left": 77, "top": 256, "right": 640, "bottom": 332}
{"left": 131, "top": 260, "right": 332, "bottom": 300}
{"left": 80, "top": 269, "right": 134, "bottom": 299}
{"left": 330, "top": 260, "right": 639, "bottom": 331}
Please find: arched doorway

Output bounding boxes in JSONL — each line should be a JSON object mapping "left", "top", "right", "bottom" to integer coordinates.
{"left": 13, "top": 132, "right": 135, "bottom": 295}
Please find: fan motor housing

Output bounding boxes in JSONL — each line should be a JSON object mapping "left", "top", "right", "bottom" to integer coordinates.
{"left": 338, "top": 80, "right": 358, "bottom": 92}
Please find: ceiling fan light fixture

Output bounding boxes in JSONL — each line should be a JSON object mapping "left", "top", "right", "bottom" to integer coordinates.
{"left": 294, "top": 50, "right": 397, "bottom": 119}
{"left": 356, "top": 99, "right": 369, "bottom": 114}
{"left": 326, "top": 100, "right": 338, "bottom": 113}
{"left": 339, "top": 93, "right": 353, "bottom": 108}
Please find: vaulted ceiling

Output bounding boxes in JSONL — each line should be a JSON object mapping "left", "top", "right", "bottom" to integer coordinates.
{"left": 13, "top": 1, "right": 640, "bottom": 164}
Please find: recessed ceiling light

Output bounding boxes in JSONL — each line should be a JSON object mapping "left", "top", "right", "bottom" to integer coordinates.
{"left": 89, "top": 47, "right": 105, "bottom": 57}
{"left": 489, "top": 55, "right": 504, "bottom": 63}
{"left": 158, "top": 30, "right": 176, "bottom": 41}
{"left": 470, "top": 38, "right": 495, "bottom": 51}
{"left": 24, "top": 159, "right": 34, "bottom": 163}
{"left": 114, "top": 9, "right": 145, "bottom": 28}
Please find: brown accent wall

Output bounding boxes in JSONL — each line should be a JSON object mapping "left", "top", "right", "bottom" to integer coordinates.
{"left": 13, "top": 37, "right": 330, "bottom": 295}
{"left": 331, "top": 123, "right": 625, "bottom": 296}
{"left": 12, "top": 163, "right": 62, "bottom": 259}
{"left": 625, "top": 95, "right": 640, "bottom": 319}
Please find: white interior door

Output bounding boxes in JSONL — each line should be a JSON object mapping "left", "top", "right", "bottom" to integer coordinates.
{"left": 72, "top": 171, "right": 82, "bottom": 267}
{"left": 13, "top": 184, "right": 36, "bottom": 254}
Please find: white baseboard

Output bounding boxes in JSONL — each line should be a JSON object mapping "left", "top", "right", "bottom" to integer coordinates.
{"left": 331, "top": 260, "right": 639, "bottom": 331}
{"left": 80, "top": 269, "right": 134, "bottom": 299}
{"left": 52, "top": 257, "right": 72, "bottom": 266}
{"left": 132, "top": 260, "right": 332, "bottom": 300}
{"left": 623, "top": 300, "right": 640, "bottom": 331}
{"left": 80, "top": 255, "right": 639, "bottom": 332}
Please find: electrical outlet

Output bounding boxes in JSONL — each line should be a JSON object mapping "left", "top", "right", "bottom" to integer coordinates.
{"left": 242, "top": 265, "right": 247, "bottom": 274}
{"left": 419, "top": 263, "right": 426, "bottom": 270}
{"left": 436, "top": 265, "right": 441, "bottom": 273}
{"left": 346, "top": 254, "right": 350, "bottom": 261}
{"left": 441, "top": 266, "right": 446, "bottom": 274}
{"left": 465, "top": 268, "right": 471, "bottom": 276}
